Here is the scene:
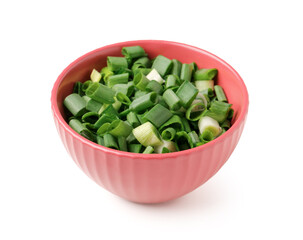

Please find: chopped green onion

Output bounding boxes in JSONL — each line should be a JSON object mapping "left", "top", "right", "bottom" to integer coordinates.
{"left": 181, "top": 117, "right": 191, "bottom": 133}
{"left": 195, "top": 80, "right": 214, "bottom": 91}
{"left": 94, "top": 113, "right": 118, "bottom": 129}
{"left": 90, "top": 69, "right": 102, "bottom": 83}
{"left": 81, "top": 112, "right": 99, "bottom": 124}
{"left": 133, "top": 72, "right": 150, "bottom": 90}
{"left": 97, "top": 136, "right": 104, "bottom": 146}
{"left": 151, "top": 55, "right": 172, "bottom": 77}
{"left": 176, "top": 80, "right": 198, "bottom": 108}
{"left": 143, "top": 146, "right": 154, "bottom": 154}
{"left": 108, "top": 119, "right": 133, "bottom": 137}
{"left": 133, "top": 122, "right": 162, "bottom": 147}
{"left": 101, "top": 67, "right": 114, "bottom": 83}
{"left": 131, "top": 56, "right": 151, "bottom": 71}
{"left": 129, "top": 92, "right": 158, "bottom": 113}
{"left": 64, "top": 93, "right": 87, "bottom": 117}
{"left": 126, "top": 132, "right": 138, "bottom": 144}
{"left": 86, "top": 98, "right": 103, "bottom": 113}
{"left": 159, "top": 115, "right": 184, "bottom": 132}
{"left": 117, "top": 136, "right": 128, "bottom": 152}
{"left": 165, "top": 75, "right": 180, "bottom": 89}
{"left": 194, "top": 68, "right": 218, "bottom": 80}
{"left": 214, "top": 85, "right": 227, "bottom": 102}
{"left": 143, "top": 104, "right": 173, "bottom": 128}
{"left": 180, "top": 63, "right": 193, "bottom": 82}
{"left": 185, "top": 100, "right": 205, "bottom": 121}
{"left": 188, "top": 131, "right": 200, "bottom": 147}
{"left": 146, "top": 80, "right": 163, "bottom": 94}
{"left": 199, "top": 129, "right": 215, "bottom": 143}
{"left": 107, "top": 56, "right": 128, "bottom": 72}
{"left": 116, "top": 92, "right": 131, "bottom": 105}
{"left": 107, "top": 73, "right": 129, "bottom": 87}
{"left": 175, "top": 131, "right": 194, "bottom": 150}
{"left": 203, "top": 101, "right": 232, "bottom": 123}
{"left": 96, "top": 122, "right": 111, "bottom": 136}
{"left": 154, "top": 140, "right": 177, "bottom": 153}
{"left": 161, "top": 128, "right": 176, "bottom": 141}
{"left": 82, "top": 80, "right": 93, "bottom": 92}
{"left": 103, "top": 133, "right": 118, "bottom": 149}
{"left": 112, "top": 82, "right": 134, "bottom": 97}
{"left": 122, "top": 46, "right": 147, "bottom": 59}
{"left": 171, "top": 59, "right": 182, "bottom": 77}
{"left": 198, "top": 116, "right": 222, "bottom": 137}
{"left": 146, "top": 69, "right": 164, "bottom": 84}
{"left": 128, "top": 144, "right": 142, "bottom": 153}
{"left": 86, "top": 82, "right": 115, "bottom": 104}
{"left": 163, "top": 89, "right": 181, "bottom": 111}
{"left": 73, "top": 82, "right": 84, "bottom": 96}
{"left": 126, "top": 111, "right": 140, "bottom": 128}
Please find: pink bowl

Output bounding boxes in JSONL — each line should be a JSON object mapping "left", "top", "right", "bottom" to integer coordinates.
{"left": 51, "top": 40, "right": 249, "bottom": 203}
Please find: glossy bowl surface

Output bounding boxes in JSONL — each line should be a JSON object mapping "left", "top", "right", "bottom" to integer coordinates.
{"left": 51, "top": 40, "right": 248, "bottom": 203}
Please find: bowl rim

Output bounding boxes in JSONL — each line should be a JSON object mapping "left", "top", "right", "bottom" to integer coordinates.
{"left": 51, "top": 39, "right": 249, "bottom": 160}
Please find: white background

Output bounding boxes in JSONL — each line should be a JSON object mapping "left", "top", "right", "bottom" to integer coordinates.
{"left": 1, "top": 0, "right": 302, "bottom": 239}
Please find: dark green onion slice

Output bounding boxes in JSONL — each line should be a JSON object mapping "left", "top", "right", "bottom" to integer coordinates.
{"left": 86, "top": 82, "right": 115, "bottom": 104}
{"left": 146, "top": 80, "right": 163, "bottom": 94}
{"left": 194, "top": 68, "right": 218, "bottom": 80}
{"left": 143, "top": 146, "right": 154, "bottom": 154}
{"left": 90, "top": 69, "right": 102, "bottom": 83}
{"left": 151, "top": 55, "right": 172, "bottom": 77}
{"left": 107, "top": 56, "right": 128, "bottom": 72}
{"left": 64, "top": 93, "right": 87, "bottom": 117}
{"left": 107, "top": 73, "right": 129, "bottom": 88}
{"left": 103, "top": 133, "right": 118, "bottom": 149}
{"left": 128, "top": 144, "right": 142, "bottom": 153}
{"left": 159, "top": 115, "right": 184, "bottom": 132}
{"left": 185, "top": 100, "right": 206, "bottom": 121}
{"left": 126, "top": 112, "right": 140, "bottom": 128}
{"left": 176, "top": 80, "right": 198, "bottom": 108}
{"left": 96, "top": 122, "right": 111, "bottom": 136}
{"left": 108, "top": 119, "right": 133, "bottom": 137}
{"left": 117, "top": 136, "right": 128, "bottom": 152}
{"left": 180, "top": 63, "right": 193, "bottom": 82}
{"left": 133, "top": 72, "right": 150, "bottom": 90}
{"left": 161, "top": 128, "right": 176, "bottom": 141}
{"left": 143, "top": 104, "right": 173, "bottom": 128}
{"left": 81, "top": 112, "right": 99, "bottom": 124}
{"left": 129, "top": 92, "right": 158, "bottom": 113}
{"left": 163, "top": 89, "right": 181, "bottom": 111}
{"left": 122, "top": 46, "right": 147, "bottom": 59}
{"left": 171, "top": 59, "right": 182, "bottom": 77}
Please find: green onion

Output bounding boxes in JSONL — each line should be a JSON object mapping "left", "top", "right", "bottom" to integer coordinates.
{"left": 203, "top": 100, "right": 232, "bottom": 123}
{"left": 143, "top": 104, "right": 173, "bottom": 128}
{"left": 73, "top": 82, "right": 84, "bottom": 96}
{"left": 175, "top": 131, "right": 194, "bottom": 150}
{"left": 176, "top": 80, "right": 198, "bottom": 108}
{"left": 81, "top": 112, "right": 99, "bottom": 124}
{"left": 198, "top": 116, "right": 222, "bottom": 137}
{"left": 103, "top": 133, "right": 119, "bottom": 149}
{"left": 154, "top": 140, "right": 177, "bottom": 153}
{"left": 82, "top": 80, "right": 93, "bottom": 92}
{"left": 165, "top": 75, "right": 180, "bottom": 89}
{"left": 195, "top": 80, "right": 214, "bottom": 91}
{"left": 214, "top": 85, "right": 227, "bottom": 102}
{"left": 129, "top": 92, "right": 158, "bottom": 113}
{"left": 146, "top": 69, "right": 164, "bottom": 84}
{"left": 97, "top": 136, "right": 105, "bottom": 146}
{"left": 181, "top": 117, "right": 191, "bottom": 133}
{"left": 107, "top": 56, "right": 128, "bottom": 72}
{"left": 146, "top": 80, "right": 163, "bottom": 94}
{"left": 94, "top": 113, "right": 118, "bottom": 129}
{"left": 107, "top": 73, "right": 129, "bottom": 88}
{"left": 101, "top": 67, "right": 114, "bottom": 84}
{"left": 112, "top": 82, "right": 134, "bottom": 97}
{"left": 151, "top": 55, "right": 172, "bottom": 77}
{"left": 185, "top": 100, "right": 205, "bottom": 121}
{"left": 69, "top": 119, "right": 96, "bottom": 142}
{"left": 133, "top": 122, "right": 162, "bottom": 147}
{"left": 108, "top": 119, "right": 133, "bottom": 137}
{"left": 126, "top": 112, "right": 140, "bottom": 128}
{"left": 86, "top": 82, "right": 115, "bottom": 104}
{"left": 64, "top": 93, "right": 87, "bottom": 117}
{"left": 163, "top": 89, "right": 181, "bottom": 111}
{"left": 159, "top": 115, "right": 184, "bottom": 132}
{"left": 180, "top": 63, "right": 193, "bottom": 82}
{"left": 117, "top": 136, "right": 128, "bottom": 152}
{"left": 199, "top": 129, "right": 215, "bottom": 143}
{"left": 86, "top": 98, "right": 103, "bottom": 113}
{"left": 96, "top": 122, "right": 111, "bottom": 136}
{"left": 161, "top": 128, "right": 176, "bottom": 141}
{"left": 128, "top": 144, "right": 142, "bottom": 153}
{"left": 188, "top": 131, "right": 200, "bottom": 147}
{"left": 131, "top": 56, "right": 151, "bottom": 71}
{"left": 194, "top": 68, "right": 218, "bottom": 80}
{"left": 90, "top": 69, "right": 102, "bottom": 83}
{"left": 171, "top": 59, "right": 182, "bottom": 77}
{"left": 133, "top": 72, "right": 150, "bottom": 90}
{"left": 116, "top": 92, "right": 131, "bottom": 105}
{"left": 122, "top": 46, "right": 147, "bottom": 59}
{"left": 143, "top": 146, "right": 154, "bottom": 154}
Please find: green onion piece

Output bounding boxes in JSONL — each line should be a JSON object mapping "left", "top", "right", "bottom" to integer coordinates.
{"left": 154, "top": 140, "right": 177, "bottom": 153}
{"left": 161, "top": 128, "right": 176, "bottom": 141}
{"left": 194, "top": 68, "right": 218, "bottom": 80}
{"left": 199, "top": 129, "right": 215, "bottom": 143}
{"left": 151, "top": 55, "right": 173, "bottom": 77}
{"left": 107, "top": 56, "right": 128, "bottom": 73}
{"left": 131, "top": 56, "right": 151, "bottom": 71}
{"left": 112, "top": 82, "right": 134, "bottom": 97}
{"left": 133, "top": 90, "right": 148, "bottom": 99}
{"left": 101, "top": 104, "right": 119, "bottom": 117}
{"left": 143, "top": 104, "right": 173, "bottom": 128}
{"left": 94, "top": 113, "right": 118, "bottom": 129}
{"left": 103, "top": 133, "right": 118, "bottom": 149}
{"left": 96, "top": 122, "right": 111, "bottom": 136}
{"left": 163, "top": 89, "right": 181, "bottom": 111}
{"left": 157, "top": 95, "right": 169, "bottom": 108}
{"left": 116, "top": 92, "right": 131, "bottom": 105}
{"left": 195, "top": 80, "right": 214, "bottom": 91}
{"left": 198, "top": 116, "right": 222, "bottom": 137}
{"left": 86, "top": 98, "right": 103, "bottom": 113}
{"left": 181, "top": 117, "right": 191, "bottom": 133}
{"left": 176, "top": 80, "right": 198, "bottom": 108}
{"left": 82, "top": 80, "right": 93, "bottom": 92}
{"left": 175, "top": 131, "right": 194, "bottom": 150}
{"left": 81, "top": 112, "right": 99, "bottom": 124}
{"left": 107, "top": 73, "right": 129, "bottom": 88}
{"left": 108, "top": 119, "right": 133, "bottom": 137}
{"left": 165, "top": 75, "right": 180, "bottom": 89}
{"left": 101, "top": 67, "right": 114, "bottom": 84}
{"left": 82, "top": 122, "right": 97, "bottom": 131}
{"left": 128, "top": 144, "right": 142, "bottom": 153}
{"left": 97, "top": 136, "right": 104, "bottom": 146}
{"left": 143, "top": 146, "right": 154, "bottom": 154}
{"left": 130, "top": 92, "right": 158, "bottom": 113}
{"left": 200, "top": 88, "right": 215, "bottom": 98}
{"left": 146, "top": 80, "right": 163, "bottom": 94}
{"left": 69, "top": 119, "right": 96, "bottom": 142}
{"left": 159, "top": 115, "right": 184, "bottom": 132}
{"left": 136, "top": 112, "right": 148, "bottom": 124}
{"left": 133, "top": 68, "right": 152, "bottom": 76}
{"left": 180, "top": 63, "right": 193, "bottom": 82}
{"left": 73, "top": 82, "right": 84, "bottom": 96}
{"left": 64, "top": 93, "right": 87, "bottom": 117}
{"left": 171, "top": 59, "right": 182, "bottom": 77}
{"left": 132, "top": 122, "right": 162, "bottom": 147}
{"left": 122, "top": 46, "right": 147, "bottom": 59}
{"left": 185, "top": 100, "right": 206, "bottom": 121}
{"left": 126, "top": 112, "right": 140, "bottom": 128}
{"left": 146, "top": 69, "right": 164, "bottom": 84}
{"left": 203, "top": 101, "right": 232, "bottom": 123}
{"left": 214, "top": 85, "right": 227, "bottom": 102}
{"left": 90, "top": 69, "right": 102, "bottom": 83}
{"left": 117, "top": 136, "right": 128, "bottom": 152}
{"left": 126, "top": 132, "right": 138, "bottom": 144}
{"left": 188, "top": 131, "right": 200, "bottom": 147}
{"left": 134, "top": 72, "right": 150, "bottom": 91}
{"left": 86, "top": 82, "right": 115, "bottom": 104}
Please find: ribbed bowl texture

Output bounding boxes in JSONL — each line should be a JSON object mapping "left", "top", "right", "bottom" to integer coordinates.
{"left": 51, "top": 40, "right": 249, "bottom": 203}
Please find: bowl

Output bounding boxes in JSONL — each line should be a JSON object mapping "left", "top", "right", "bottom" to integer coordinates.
{"left": 51, "top": 40, "right": 249, "bottom": 203}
